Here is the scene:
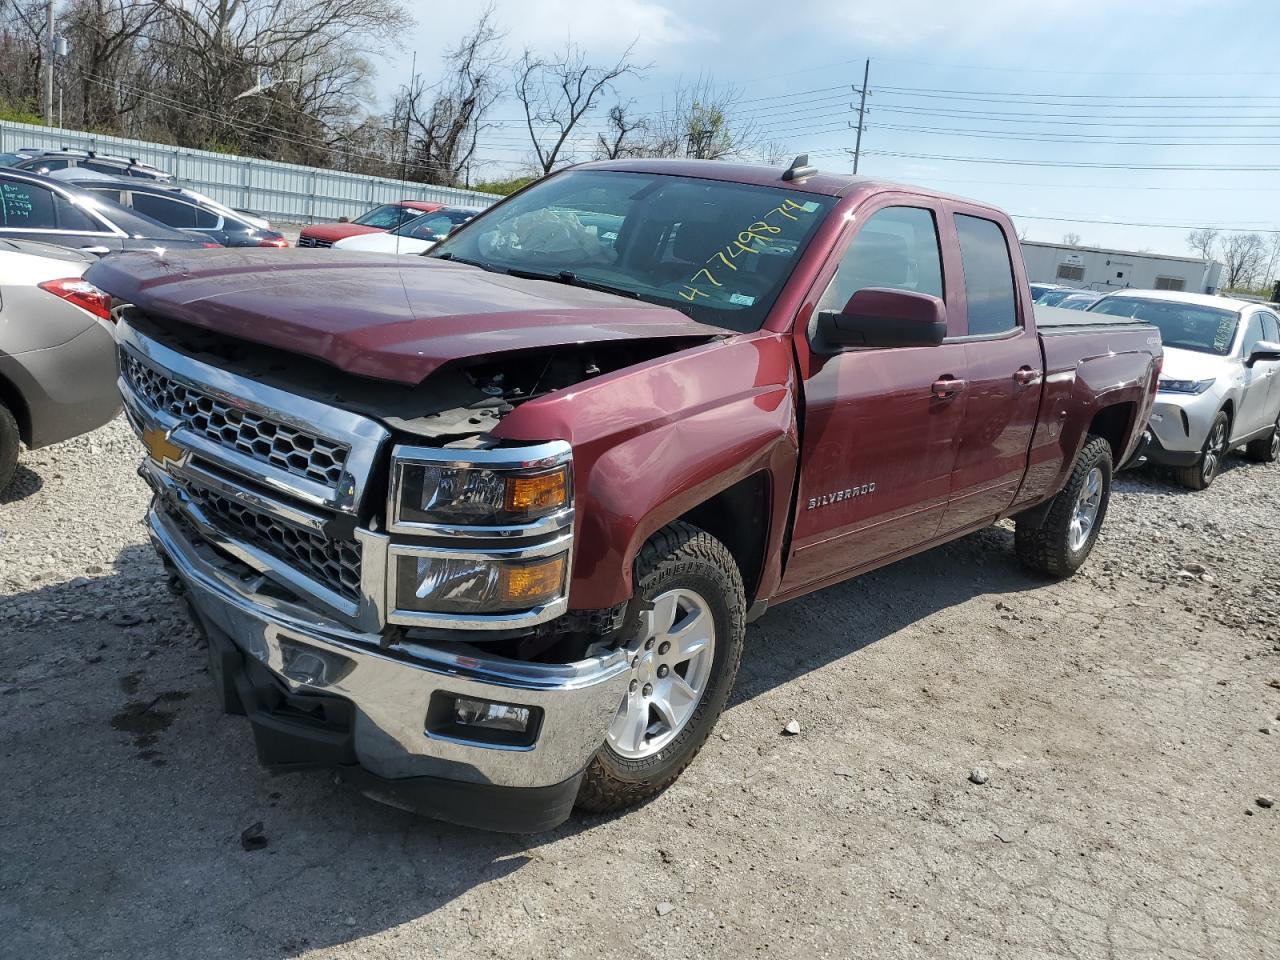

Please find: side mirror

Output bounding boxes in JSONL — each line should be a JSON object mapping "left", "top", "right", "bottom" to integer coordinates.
{"left": 1246, "top": 340, "right": 1280, "bottom": 366}
{"left": 813, "top": 287, "right": 947, "bottom": 353}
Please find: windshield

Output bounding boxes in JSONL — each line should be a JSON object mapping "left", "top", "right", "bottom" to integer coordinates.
{"left": 1037, "top": 288, "right": 1078, "bottom": 306}
{"left": 1090, "top": 296, "right": 1240, "bottom": 355}
{"left": 428, "top": 169, "right": 837, "bottom": 332}
{"left": 394, "top": 210, "right": 475, "bottom": 241}
{"left": 355, "top": 203, "right": 419, "bottom": 229}
{"left": 0, "top": 152, "right": 25, "bottom": 167}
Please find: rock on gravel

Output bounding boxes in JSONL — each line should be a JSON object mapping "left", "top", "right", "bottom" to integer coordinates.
{"left": 969, "top": 767, "right": 990, "bottom": 785}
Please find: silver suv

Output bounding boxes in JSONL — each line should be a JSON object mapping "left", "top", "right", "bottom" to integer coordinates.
{"left": 1090, "top": 290, "right": 1280, "bottom": 488}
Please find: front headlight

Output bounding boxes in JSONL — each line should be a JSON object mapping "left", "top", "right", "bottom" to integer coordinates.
{"left": 1157, "top": 377, "right": 1215, "bottom": 395}
{"left": 389, "top": 442, "right": 572, "bottom": 531}
{"left": 393, "top": 549, "right": 568, "bottom": 614}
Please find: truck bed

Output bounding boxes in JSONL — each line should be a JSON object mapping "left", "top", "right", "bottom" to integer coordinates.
{"left": 1034, "top": 303, "right": 1153, "bottom": 335}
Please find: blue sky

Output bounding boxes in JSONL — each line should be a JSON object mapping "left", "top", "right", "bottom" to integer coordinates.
{"left": 384, "top": 0, "right": 1280, "bottom": 258}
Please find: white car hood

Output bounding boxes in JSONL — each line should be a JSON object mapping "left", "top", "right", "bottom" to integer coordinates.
{"left": 331, "top": 232, "right": 436, "bottom": 255}
{"left": 1160, "top": 345, "right": 1234, "bottom": 383}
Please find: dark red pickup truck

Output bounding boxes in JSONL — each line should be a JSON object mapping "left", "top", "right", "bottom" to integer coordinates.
{"left": 90, "top": 158, "right": 1161, "bottom": 831}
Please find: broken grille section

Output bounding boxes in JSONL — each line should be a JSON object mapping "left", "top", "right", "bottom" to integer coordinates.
{"left": 179, "top": 479, "right": 363, "bottom": 603}
{"left": 122, "top": 351, "right": 351, "bottom": 490}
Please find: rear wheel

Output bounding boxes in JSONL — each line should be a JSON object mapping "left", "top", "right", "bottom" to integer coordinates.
{"left": 1244, "top": 413, "right": 1279, "bottom": 464}
{"left": 0, "top": 402, "right": 19, "bottom": 495}
{"left": 1015, "top": 434, "right": 1113, "bottom": 578}
{"left": 576, "top": 522, "right": 745, "bottom": 814}
{"left": 1174, "top": 410, "right": 1230, "bottom": 490}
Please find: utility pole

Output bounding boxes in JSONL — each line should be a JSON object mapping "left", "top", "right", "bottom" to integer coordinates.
{"left": 851, "top": 59, "right": 870, "bottom": 174}
{"left": 44, "top": 1, "right": 55, "bottom": 125}
{"left": 399, "top": 50, "right": 417, "bottom": 185}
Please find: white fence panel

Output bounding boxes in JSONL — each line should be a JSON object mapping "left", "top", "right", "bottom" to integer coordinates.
{"left": 0, "top": 120, "right": 500, "bottom": 224}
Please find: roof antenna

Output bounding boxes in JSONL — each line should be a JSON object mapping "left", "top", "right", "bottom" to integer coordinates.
{"left": 782, "top": 154, "right": 817, "bottom": 182}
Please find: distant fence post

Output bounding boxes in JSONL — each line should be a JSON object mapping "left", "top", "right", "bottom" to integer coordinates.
{"left": 242, "top": 159, "right": 252, "bottom": 211}
{"left": 306, "top": 169, "right": 317, "bottom": 223}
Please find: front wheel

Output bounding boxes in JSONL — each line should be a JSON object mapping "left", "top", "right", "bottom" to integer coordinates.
{"left": 0, "top": 402, "right": 19, "bottom": 496}
{"left": 1015, "top": 434, "right": 1113, "bottom": 578}
{"left": 1175, "top": 410, "right": 1230, "bottom": 490}
{"left": 576, "top": 522, "right": 745, "bottom": 814}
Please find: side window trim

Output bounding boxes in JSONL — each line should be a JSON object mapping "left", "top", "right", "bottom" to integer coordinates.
{"left": 950, "top": 209, "right": 1022, "bottom": 340}
{"left": 814, "top": 202, "right": 946, "bottom": 314}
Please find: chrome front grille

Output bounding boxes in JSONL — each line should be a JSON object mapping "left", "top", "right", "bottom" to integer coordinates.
{"left": 177, "top": 477, "right": 363, "bottom": 603}
{"left": 121, "top": 351, "right": 352, "bottom": 491}
{"left": 297, "top": 235, "right": 332, "bottom": 248}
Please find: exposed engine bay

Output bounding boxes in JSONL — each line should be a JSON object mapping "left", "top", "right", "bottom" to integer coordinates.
{"left": 128, "top": 310, "right": 714, "bottom": 443}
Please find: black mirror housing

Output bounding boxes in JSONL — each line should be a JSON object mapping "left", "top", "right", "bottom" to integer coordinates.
{"left": 813, "top": 287, "right": 948, "bottom": 353}
{"left": 1246, "top": 340, "right": 1280, "bottom": 366}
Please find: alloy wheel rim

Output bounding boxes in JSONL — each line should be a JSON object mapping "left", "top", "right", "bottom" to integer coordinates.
{"left": 1203, "top": 419, "right": 1227, "bottom": 481}
{"left": 607, "top": 587, "right": 716, "bottom": 760}
{"left": 1068, "top": 466, "right": 1103, "bottom": 553}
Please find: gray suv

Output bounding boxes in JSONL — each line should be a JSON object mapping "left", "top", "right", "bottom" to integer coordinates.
{"left": 0, "top": 239, "right": 121, "bottom": 492}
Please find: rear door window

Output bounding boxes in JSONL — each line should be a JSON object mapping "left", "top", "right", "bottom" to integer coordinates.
{"left": 0, "top": 180, "right": 57, "bottom": 228}
{"left": 54, "top": 195, "right": 102, "bottom": 232}
{"left": 131, "top": 193, "right": 198, "bottom": 228}
{"left": 955, "top": 214, "right": 1019, "bottom": 336}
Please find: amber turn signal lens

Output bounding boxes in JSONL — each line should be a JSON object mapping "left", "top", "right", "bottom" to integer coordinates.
{"left": 499, "top": 555, "right": 566, "bottom": 606}
{"left": 504, "top": 468, "right": 568, "bottom": 515}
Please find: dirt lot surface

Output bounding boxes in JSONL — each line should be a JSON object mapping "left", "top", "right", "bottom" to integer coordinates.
{"left": 2, "top": 416, "right": 1278, "bottom": 960}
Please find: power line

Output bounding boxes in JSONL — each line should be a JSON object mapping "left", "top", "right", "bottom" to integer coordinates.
{"left": 874, "top": 86, "right": 1280, "bottom": 105}
{"left": 1009, "top": 213, "right": 1280, "bottom": 232}
{"left": 868, "top": 122, "right": 1280, "bottom": 147}
{"left": 861, "top": 149, "right": 1280, "bottom": 172}
{"left": 869, "top": 106, "right": 1280, "bottom": 129}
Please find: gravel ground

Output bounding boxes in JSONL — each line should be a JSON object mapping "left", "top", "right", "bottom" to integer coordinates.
{"left": 2, "top": 416, "right": 1278, "bottom": 960}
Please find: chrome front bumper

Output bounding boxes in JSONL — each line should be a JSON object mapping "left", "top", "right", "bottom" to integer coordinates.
{"left": 149, "top": 502, "right": 630, "bottom": 790}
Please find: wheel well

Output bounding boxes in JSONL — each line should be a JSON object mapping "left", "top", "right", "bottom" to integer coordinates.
{"left": 1219, "top": 398, "right": 1234, "bottom": 431}
{"left": 0, "top": 370, "right": 31, "bottom": 445}
{"left": 1088, "top": 402, "right": 1136, "bottom": 463}
{"left": 675, "top": 471, "right": 770, "bottom": 604}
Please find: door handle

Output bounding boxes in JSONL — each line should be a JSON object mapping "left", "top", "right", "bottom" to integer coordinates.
{"left": 78, "top": 246, "right": 111, "bottom": 255}
{"left": 1014, "top": 367, "right": 1043, "bottom": 386}
{"left": 931, "top": 377, "right": 967, "bottom": 399}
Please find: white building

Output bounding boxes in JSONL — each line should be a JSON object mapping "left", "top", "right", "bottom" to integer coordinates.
{"left": 1020, "top": 240, "right": 1224, "bottom": 295}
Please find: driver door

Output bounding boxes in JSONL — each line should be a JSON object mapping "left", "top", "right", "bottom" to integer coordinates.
{"left": 782, "top": 201, "right": 969, "bottom": 592}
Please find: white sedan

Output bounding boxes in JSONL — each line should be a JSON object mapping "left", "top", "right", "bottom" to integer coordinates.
{"left": 332, "top": 208, "right": 480, "bottom": 255}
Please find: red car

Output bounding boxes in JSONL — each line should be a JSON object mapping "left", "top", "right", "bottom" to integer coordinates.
{"left": 296, "top": 200, "right": 444, "bottom": 248}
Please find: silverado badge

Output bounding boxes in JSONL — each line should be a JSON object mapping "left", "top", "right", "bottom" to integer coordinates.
{"left": 808, "top": 482, "right": 876, "bottom": 510}
{"left": 141, "top": 426, "right": 186, "bottom": 467}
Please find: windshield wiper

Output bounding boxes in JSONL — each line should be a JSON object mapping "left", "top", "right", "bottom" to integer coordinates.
{"left": 432, "top": 251, "right": 502, "bottom": 272}
{"left": 505, "top": 268, "right": 640, "bottom": 300}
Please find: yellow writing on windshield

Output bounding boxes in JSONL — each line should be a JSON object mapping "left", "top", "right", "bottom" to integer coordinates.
{"left": 679, "top": 198, "right": 810, "bottom": 303}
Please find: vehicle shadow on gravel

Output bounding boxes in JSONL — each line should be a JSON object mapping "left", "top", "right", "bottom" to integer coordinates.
{"left": 0, "top": 546, "right": 646, "bottom": 958}
{"left": 0, "top": 463, "right": 43, "bottom": 504}
{"left": 4, "top": 529, "right": 1053, "bottom": 958}
{"left": 730, "top": 523, "right": 1052, "bottom": 708}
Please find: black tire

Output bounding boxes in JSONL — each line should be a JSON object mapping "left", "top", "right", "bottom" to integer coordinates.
{"left": 1174, "top": 410, "right": 1230, "bottom": 490}
{"left": 0, "top": 402, "right": 19, "bottom": 496}
{"left": 576, "top": 521, "right": 745, "bottom": 814}
{"left": 1244, "top": 413, "right": 1279, "bottom": 464}
{"left": 1015, "top": 434, "right": 1113, "bottom": 579}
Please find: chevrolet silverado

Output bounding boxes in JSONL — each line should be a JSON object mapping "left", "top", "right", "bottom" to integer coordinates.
{"left": 88, "top": 157, "right": 1162, "bottom": 831}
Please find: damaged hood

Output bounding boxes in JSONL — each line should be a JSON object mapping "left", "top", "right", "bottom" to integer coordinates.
{"left": 87, "top": 249, "right": 723, "bottom": 384}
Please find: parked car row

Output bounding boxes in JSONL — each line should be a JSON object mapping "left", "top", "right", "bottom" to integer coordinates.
{"left": 1, "top": 148, "right": 482, "bottom": 255}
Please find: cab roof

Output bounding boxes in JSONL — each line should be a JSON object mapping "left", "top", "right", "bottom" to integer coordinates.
{"left": 573, "top": 158, "right": 995, "bottom": 209}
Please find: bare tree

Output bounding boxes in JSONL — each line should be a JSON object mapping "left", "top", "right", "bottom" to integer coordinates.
{"left": 1061, "top": 232, "right": 1082, "bottom": 247}
{"left": 1220, "top": 232, "right": 1268, "bottom": 290}
{"left": 397, "top": 6, "right": 503, "bottom": 185}
{"left": 514, "top": 41, "right": 641, "bottom": 174}
{"left": 1186, "top": 227, "right": 1220, "bottom": 262}
{"left": 141, "top": 0, "right": 411, "bottom": 161}
{"left": 641, "top": 76, "right": 759, "bottom": 160}
{"left": 1017, "top": 224, "right": 1030, "bottom": 242}
{"left": 594, "top": 101, "right": 646, "bottom": 159}
{"left": 760, "top": 139, "right": 790, "bottom": 165}
{"left": 65, "top": 0, "right": 160, "bottom": 129}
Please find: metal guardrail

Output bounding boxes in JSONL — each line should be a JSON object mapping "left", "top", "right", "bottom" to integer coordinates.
{"left": 0, "top": 119, "right": 500, "bottom": 224}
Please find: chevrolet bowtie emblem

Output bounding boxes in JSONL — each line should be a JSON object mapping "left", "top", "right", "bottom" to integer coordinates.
{"left": 142, "top": 427, "right": 185, "bottom": 466}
